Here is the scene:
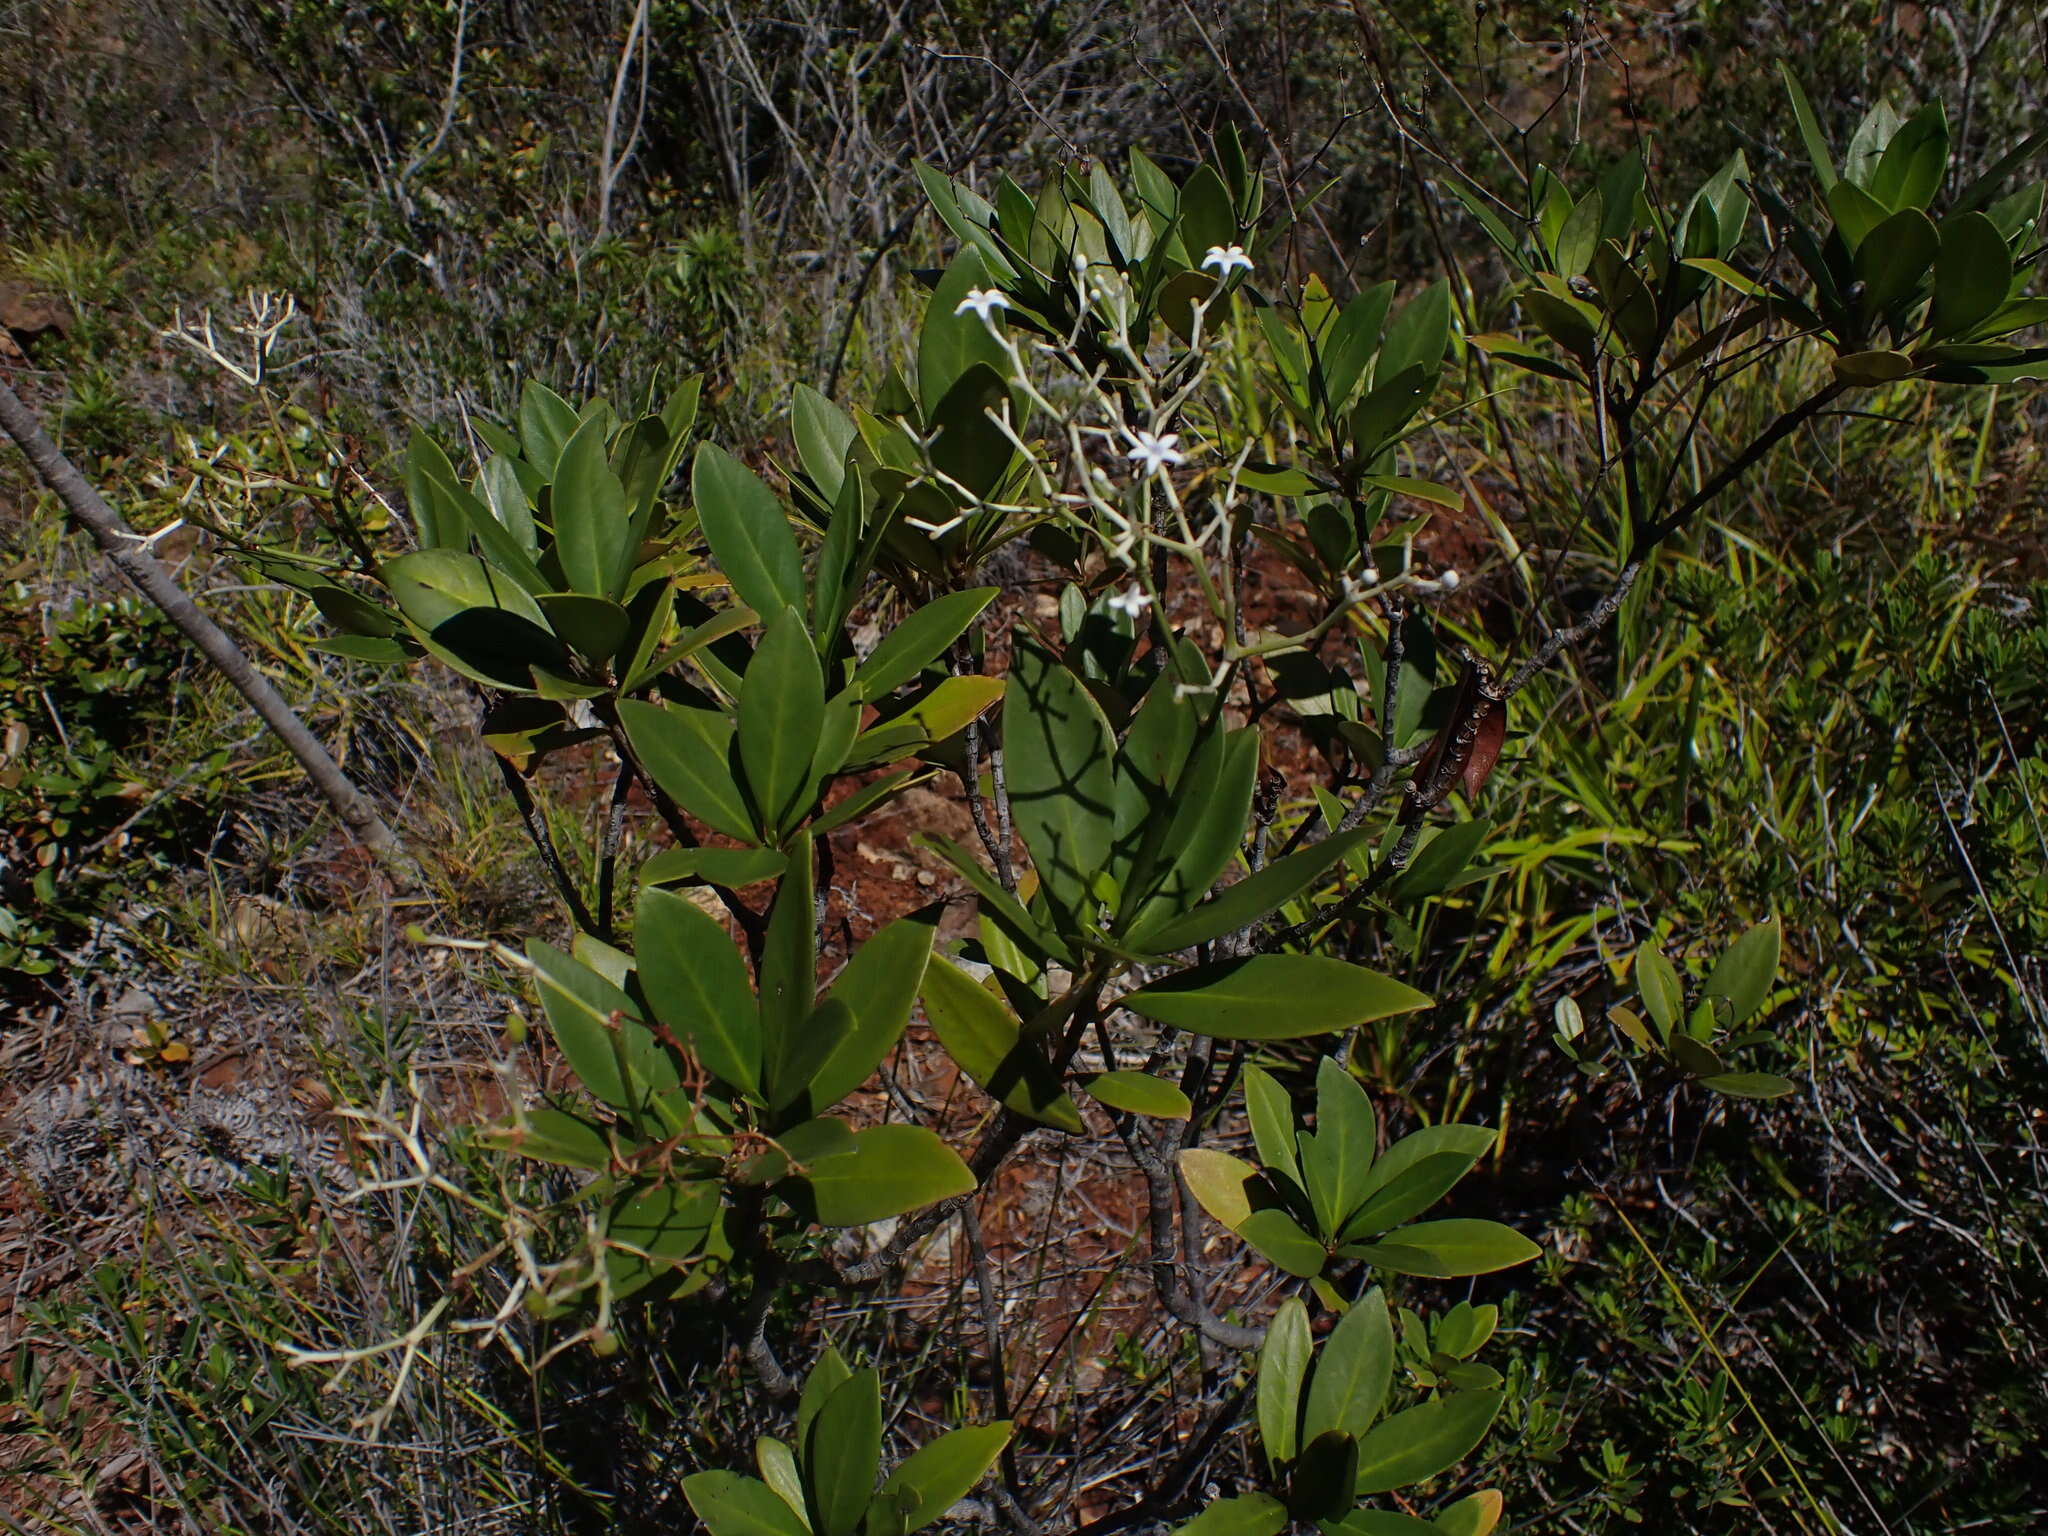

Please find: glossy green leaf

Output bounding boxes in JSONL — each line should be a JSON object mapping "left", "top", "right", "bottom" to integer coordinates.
{"left": 758, "top": 832, "right": 817, "bottom": 1105}
{"left": 1304, "top": 1286, "right": 1394, "bottom": 1444}
{"left": 606, "top": 1177, "right": 721, "bottom": 1295}
{"left": 798, "top": 1124, "right": 976, "bottom": 1227}
{"left": 1240, "top": 1208, "right": 1328, "bottom": 1277}
{"left": 919, "top": 247, "right": 1008, "bottom": 419}
{"left": 876, "top": 1423, "right": 1013, "bottom": 1533}
{"left": 804, "top": 1368, "right": 883, "bottom": 1536}
{"left": 1257, "top": 1296, "right": 1312, "bottom": 1467}
{"left": 914, "top": 833, "right": 1074, "bottom": 968}
{"left": 1377, "top": 281, "right": 1451, "bottom": 391}
{"left": 1302, "top": 1059, "right": 1377, "bottom": 1239}
{"left": 518, "top": 381, "right": 578, "bottom": 476}
{"left": 1779, "top": 64, "right": 1838, "bottom": 192}
{"left": 853, "top": 588, "right": 999, "bottom": 700}
{"left": 639, "top": 846, "right": 787, "bottom": 890}
{"left": 1633, "top": 942, "right": 1683, "bottom": 1039}
{"left": 527, "top": 939, "right": 676, "bottom": 1120}
{"left": 739, "top": 607, "right": 826, "bottom": 835}
{"left": 536, "top": 592, "right": 630, "bottom": 664}
{"left": 1353, "top": 1390, "right": 1504, "bottom": 1494}
{"left": 1854, "top": 208, "right": 1939, "bottom": 313}
{"left": 1242, "top": 1064, "right": 1303, "bottom": 1188}
{"left": 1122, "top": 956, "right": 1432, "bottom": 1040}
{"left": 618, "top": 699, "right": 757, "bottom": 843}
{"left": 1932, "top": 212, "right": 2014, "bottom": 339}
{"left": 793, "top": 383, "right": 858, "bottom": 504}
{"left": 921, "top": 957, "right": 1083, "bottom": 1131}
{"left": 1129, "top": 728, "right": 1259, "bottom": 930}
{"left": 799, "top": 1345, "right": 852, "bottom": 1448}
{"left": 1004, "top": 636, "right": 1117, "bottom": 927}
{"left": 1321, "top": 1510, "right": 1438, "bottom": 1536}
{"left": 1079, "top": 1070, "right": 1192, "bottom": 1118}
{"left": 1393, "top": 819, "right": 1492, "bottom": 902}
{"left": 1699, "top": 1071, "right": 1797, "bottom": 1099}
{"left": 1347, "top": 1220, "right": 1539, "bottom": 1279}
{"left": 554, "top": 412, "right": 632, "bottom": 599}
{"left": 755, "top": 1437, "right": 806, "bottom": 1520}
{"left": 383, "top": 548, "right": 549, "bottom": 633}
{"left": 1702, "top": 917, "right": 1780, "bottom": 1028}
{"left": 481, "top": 1107, "right": 612, "bottom": 1170}
{"left": 1167, "top": 1494, "right": 1289, "bottom": 1536}
{"left": 843, "top": 676, "right": 1005, "bottom": 769}
{"left": 694, "top": 443, "right": 805, "bottom": 618}
{"left": 635, "top": 885, "right": 761, "bottom": 1099}
{"left": 683, "top": 1472, "right": 810, "bottom": 1536}
{"left": 1869, "top": 100, "right": 1948, "bottom": 210}
{"left": 1176, "top": 163, "right": 1237, "bottom": 258}
{"left": 1290, "top": 1429, "right": 1361, "bottom": 1522}
{"left": 800, "top": 906, "right": 940, "bottom": 1113}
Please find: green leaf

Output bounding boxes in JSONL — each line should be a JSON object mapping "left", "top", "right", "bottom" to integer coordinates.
{"left": 1350, "top": 364, "right": 1431, "bottom": 457}
{"left": 1321, "top": 1510, "right": 1439, "bottom": 1536}
{"left": 755, "top": 1437, "right": 806, "bottom": 1520}
{"left": 1852, "top": 208, "right": 1939, "bottom": 318}
{"left": 876, "top": 1423, "right": 1014, "bottom": 1533}
{"left": 1702, "top": 917, "right": 1780, "bottom": 1028}
{"left": 804, "top": 1368, "right": 883, "bottom": 1536}
{"left": 1392, "top": 819, "right": 1492, "bottom": 903}
{"left": 1303, "top": 1286, "right": 1394, "bottom": 1444}
{"left": 1176, "top": 164, "right": 1238, "bottom": 258}
{"left": 1633, "top": 942, "right": 1683, "bottom": 1040}
{"left": 618, "top": 699, "right": 757, "bottom": 843}
{"left": 1079, "top": 1070, "right": 1192, "bottom": 1119}
{"left": 519, "top": 381, "right": 579, "bottom": 477}
{"left": 1290, "top": 1430, "right": 1361, "bottom": 1522}
{"left": 798, "top": 1124, "right": 976, "bottom": 1227}
{"left": 1257, "top": 1297, "right": 1312, "bottom": 1467}
{"left": 1242, "top": 1064, "right": 1303, "bottom": 1188}
{"left": 635, "top": 886, "right": 761, "bottom": 1100}
{"left": 639, "top": 846, "right": 788, "bottom": 890}
{"left": 526, "top": 939, "right": 676, "bottom": 1121}
{"left": 920, "top": 957, "right": 1084, "bottom": 1132}
{"left": 1167, "top": 1494, "right": 1289, "bottom": 1536}
{"left": 1868, "top": 100, "right": 1948, "bottom": 210}
{"left": 1433, "top": 1489, "right": 1505, "bottom": 1536}
{"left": 481, "top": 1107, "right": 613, "bottom": 1170}
{"left": 759, "top": 833, "right": 818, "bottom": 1105}
{"left": 1376, "top": 281, "right": 1451, "bottom": 391}
{"left": 844, "top": 676, "right": 1005, "bottom": 769}
{"left": 1004, "top": 636, "right": 1117, "bottom": 927}
{"left": 1127, "top": 728, "right": 1259, "bottom": 930}
{"left": 1240, "top": 1209, "right": 1328, "bottom": 1277}
{"left": 535, "top": 592, "right": 630, "bottom": 665}
{"left": 1358, "top": 476, "right": 1463, "bottom": 511}
{"left": 1353, "top": 1390, "right": 1503, "bottom": 1495}
{"left": 383, "top": 548, "right": 550, "bottom": 633}
{"left": 1302, "top": 1059, "right": 1377, "bottom": 1240}
{"left": 1122, "top": 956, "right": 1432, "bottom": 1040}
{"left": 853, "top": 589, "right": 999, "bottom": 700}
{"left": 554, "top": 412, "right": 632, "bottom": 599}
{"left": 800, "top": 906, "right": 940, "bottom": 1113}
{"left": 739, "top": 607, "right": 826, "bottom": 836}
{"left": 1178, "top": 1148, "right": 1259, "bottom": 1231}
{"left": 1699, "top": 1072, "right": 1797, "bottom": 1099}
{"left": 914, "top": 833, "right": 1074, "bottom": 969}
{"left": 920, "top": 247, "right": 1009, "bottom": 420}
{"left": 793, "top": 383, "right": 858, "bottom": 504}
{"left": 1779, "top": 65, "right": 1838, "bottom": 193}
{"left": 1831, "top": 349, "right": 1921, "bottom": 386}
{"left": 683, "top": 1472, "right": 812, "bottom": 1536}
{"left": 1347, "top": 1220, "right": 1539, "bottom": 1279}
{"left": 799, "top": 1345, "right": 852, "bottom": 1448}
{"left": 606, "top": 1177, "right": 722, "bottom": 1295}
{"left": 694, "top": 443, "right": 805, "bottom": 618}
{"left": 1932, "top": 212, "right": 2014, "bottom": 340}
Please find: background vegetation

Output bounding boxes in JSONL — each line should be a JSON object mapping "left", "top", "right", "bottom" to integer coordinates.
{"left": 3, "top": 2, "right": 2044, "bottom": 1533}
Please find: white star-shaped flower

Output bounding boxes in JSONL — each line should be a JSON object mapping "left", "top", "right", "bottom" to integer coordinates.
{"left": 1106, "top": 583, "right": 1153, "bottom": 620}
{"left": 1125, "top": 431, "right": 1186, "bottom": 476}
{"left": 953, "top": 287, "right": 1010, "bottom": 321}
{"left": 1201, "top": 244, "right": 1254, "bottom": 277}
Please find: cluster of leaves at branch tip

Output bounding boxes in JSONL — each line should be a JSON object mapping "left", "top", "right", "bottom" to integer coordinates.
{"left": 259, "top": 74, "right": 2039, "bottom": 1526}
